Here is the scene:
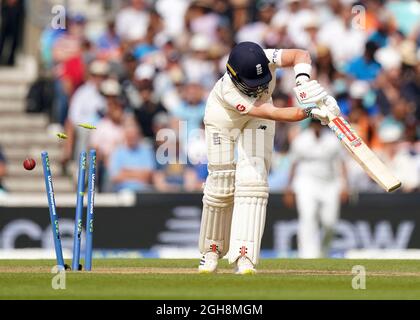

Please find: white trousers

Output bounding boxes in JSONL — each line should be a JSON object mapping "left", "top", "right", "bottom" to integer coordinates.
{"left": 294, "top": 179, "right": 341, "bottom": 258}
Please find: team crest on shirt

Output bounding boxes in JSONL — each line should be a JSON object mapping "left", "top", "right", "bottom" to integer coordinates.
{"left": 256, "top": 64, "right": 263, "bottom": 75}
{"left": 299, "top": 92, "right": 307, "bottom": 99}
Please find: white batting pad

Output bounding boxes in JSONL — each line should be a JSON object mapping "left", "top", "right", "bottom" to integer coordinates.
{"left": 229, "top": 157, "right": 269, "bottom": 265}
{"left": 199, "top": 168, "right": 235, "bottom": 256}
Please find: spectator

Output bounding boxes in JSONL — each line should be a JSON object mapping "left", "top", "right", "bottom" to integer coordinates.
{"left": 153, "top": 41, "right": 184, "bottom": 111}
{"left": 182, "top": 33, "right": 217, "bottom": 90}
{"left": 375, "top": 46, "right": 403, "bottom": 116}
{"left": 171, "top": 82, "right": 206, "bottom": 152}
{"left": 154, "top": 138, "right": 187, "bottom": 192}
{"left": 63, "top": 60, "right": 109, "bottom": 165}
{"left": 269, "top": 6, "right": 294, "bottom": 49}
{"left": 271, "top": 0, "right": 308, "bottom": 48}
{"left": 377, "top": 123, "right": 419, "bottom": 192}
{"left": 120, "top": 51, "right": 138, "bottom": 83}
{"left": 236, "top": 0, "right": 276, "bottom": 46}
{"left": 109, "top": 120, "right": 156, "bottom": 192}
{"left": 269, "top": 91, "right": 294, "bottom": 191}
{"left": 314, "top": 45, "right": 341, "bottom": 93}
{"left": 120, "top": 52, "right": 142, "bottom": 110}
{"left": 344, "top": 41, "right": 382, "bottom": 82}
{"left": 400, "top": 43, "right": 420, "bottom": 120}
{"left": 380, "top": 97, "right": 413, "bottom": 140}
{"left": 145, "top": 9, "right": 165, "bottom": 46}
{"left": 40, "top": 25, "right": 65, "bottom": 70}
{"left": 368, "top": 10, "right": 397, "bottom": 48}
{"left": 154, "top": 121, "right": 206, "bottom": 192}
{"left": 317, "top": 3, "right": 366, "bottom": 68}
{"left": 115, "top": 0, "right": 150, "bottom": 44}
{"left": 185, "top": 0, "right": 221, "bottom": 42}
{"left": 0, "top": 146, "right": 6, "bottom": 194}
{"left": 343, "top": 80, "right": 379, "bottom": 117}
{"left": 96, "top": 20, "right": 121, "bottom": 63}
{"left": 0, "top": 0, "right": 24, "bottom": 66}
{"left": 134, "top": 66, "right": 167, "bottom": 140}
{"left": 90, "top": 80, "right": 126, "bottom": 164}
{"left": 81, "top": 38, "right": 96, "bottom": 67}
{"left": 346, "top": 84, "right": 374, "bottom": 146}
{"left": 299, "top": 11, "right": 320, "bottom": 56}
{"left": 90, "top": 79, "right": 127, "bottom": 191}
{"left": 52, "top": 14, "right": 87, "bottom": 125}
{"left": 155, "top": 0, "right": 190, "bottom": 37}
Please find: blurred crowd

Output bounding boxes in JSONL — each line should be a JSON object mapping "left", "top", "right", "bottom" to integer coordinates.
{"left": 21, "top": 0, "right": 420, "bottom": 194}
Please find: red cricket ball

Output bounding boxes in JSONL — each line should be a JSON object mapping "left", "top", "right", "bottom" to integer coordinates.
{"left": 23, "top": 158, "right": 36, "bottom": 171}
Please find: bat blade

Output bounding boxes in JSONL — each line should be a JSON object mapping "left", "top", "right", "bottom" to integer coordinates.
{"left": 327, "top": 116, "right": 401, "bottom": 192}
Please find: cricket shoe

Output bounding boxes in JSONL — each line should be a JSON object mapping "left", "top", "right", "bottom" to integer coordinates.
{"left": 235, "top": 256, "right": 256, "bottom": 275}
{"left": 198, "top": 252, "right": 219, "bottom": 274}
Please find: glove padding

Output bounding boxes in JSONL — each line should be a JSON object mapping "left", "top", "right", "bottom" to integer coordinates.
{"left": 321, "top": 95, "right": 341, "bottom": 117}
{"left": 309, "top": 95, "right": 342, "bottom": 125}
{"left": 294, "top": 80, "right": 328, "bottom": 105}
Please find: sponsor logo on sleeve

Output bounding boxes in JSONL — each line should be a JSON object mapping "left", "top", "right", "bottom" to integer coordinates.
{"left": 273, "top": 49, "right": 279, "bottom": 63}
{"left": 236, "top": 104, "right": 246, "bottom": 112}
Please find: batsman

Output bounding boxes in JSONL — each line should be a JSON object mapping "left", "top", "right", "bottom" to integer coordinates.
{"left": 198, "top": 41, "right": 341, "bottom": 274}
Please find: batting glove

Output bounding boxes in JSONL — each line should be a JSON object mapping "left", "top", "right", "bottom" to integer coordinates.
{"left": 305, "top": 95, "right": 342, "bottom": 125}
{"left": 293, "top": 80, "right": 328, "bottom": 105}
{"left": 320, "top": 95, "right": 341, "bottom": 117}
{"left": 305, "top": 107, "right": 329, "bottom": 125}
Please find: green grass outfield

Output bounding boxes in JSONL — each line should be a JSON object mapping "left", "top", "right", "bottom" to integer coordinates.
{"left": 1, "top": 259, "right": 420, "bottom": 300}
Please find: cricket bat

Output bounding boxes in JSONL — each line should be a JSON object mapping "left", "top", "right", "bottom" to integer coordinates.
{"left": 320, "top": 98, "right": 402, "bottom": 192}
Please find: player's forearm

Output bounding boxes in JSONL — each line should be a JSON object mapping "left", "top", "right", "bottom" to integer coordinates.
{"left": 294, "top": 50, "right": 311, "bottom": 66}
{"left": 280, "top": 49, "right": 312, "bottom": 85}
{"left": 249, "top": 102, "right": 309, "bottom": 122}
{"left": 279, "top": 49, "right": 311, "bottom": 68}
{"left": 269, "top": 106, "right": 308, "bottom": 122}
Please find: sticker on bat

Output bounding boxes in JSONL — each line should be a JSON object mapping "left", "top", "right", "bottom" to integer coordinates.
{"left": 329, "top": 124, "right": 344, "bottom": 140}
{"left": 332, "top": 118, "right": 358, "bottom": 142}
{"left": 351, "top": 139, "right": 362, "bottom": 148}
